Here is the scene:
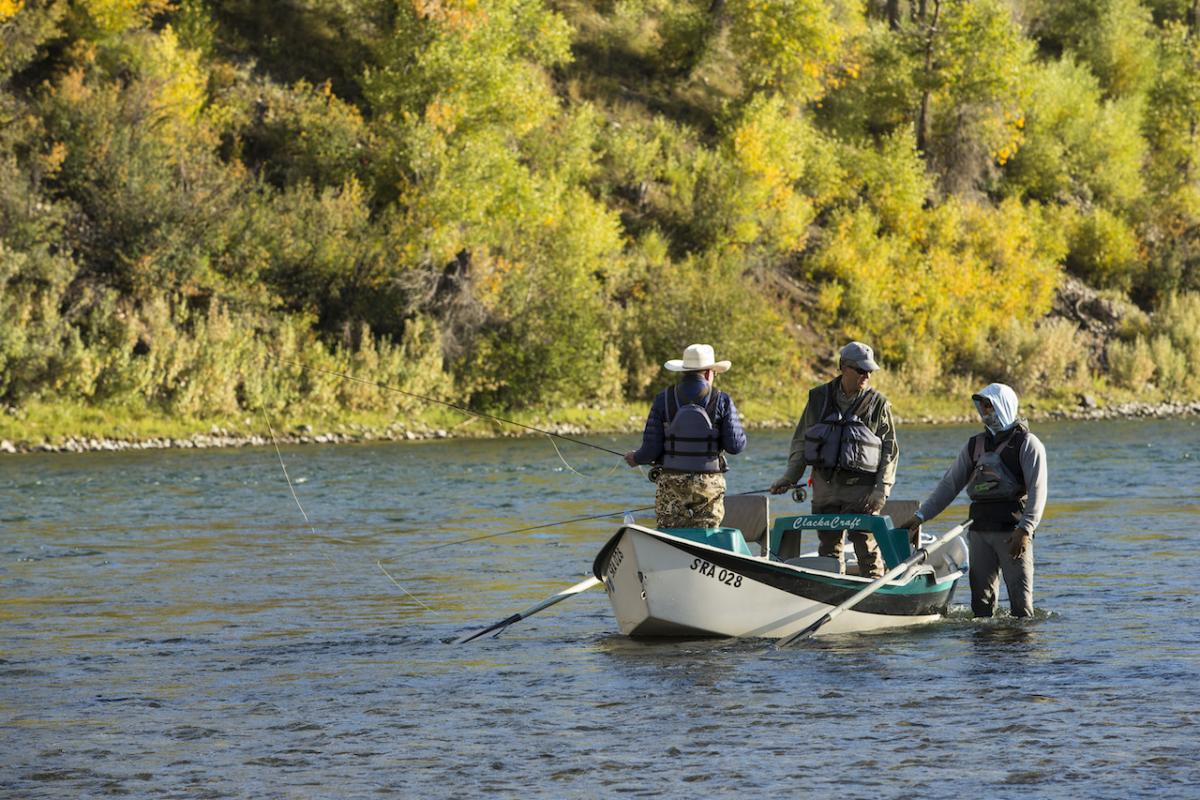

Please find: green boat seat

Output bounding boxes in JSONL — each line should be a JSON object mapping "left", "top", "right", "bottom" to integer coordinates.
{"left": 661, "top": 527, "right": 753, "bottom": 557}
{"left": 873, "top": 525, "right": 912, "bottom": 569}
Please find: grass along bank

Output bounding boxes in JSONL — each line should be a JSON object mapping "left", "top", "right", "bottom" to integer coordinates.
{"left": 3, "top": 382, "right": 1199, "bottom": 454}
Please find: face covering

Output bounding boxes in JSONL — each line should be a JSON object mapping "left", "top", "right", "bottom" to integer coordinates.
{"left": 973, "top": 383, "right": 1019, "bottom": 434}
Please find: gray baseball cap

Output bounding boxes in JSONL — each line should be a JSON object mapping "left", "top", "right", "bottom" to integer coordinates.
{"left": 839, "top": 341, "right": 880, "bottom": 372}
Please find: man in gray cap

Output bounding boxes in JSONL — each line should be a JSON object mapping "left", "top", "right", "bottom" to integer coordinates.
{"left": 770, "top": 342, "right": 899, "bottom": 577}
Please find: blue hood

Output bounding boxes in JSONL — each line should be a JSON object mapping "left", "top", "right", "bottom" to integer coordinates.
{"left": 972, "top": 383, "right": 1019, "bottom": 433}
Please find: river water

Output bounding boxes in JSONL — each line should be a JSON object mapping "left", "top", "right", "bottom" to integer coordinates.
{"left": 2, "top": 419, "right": 1198, "bottom": 798}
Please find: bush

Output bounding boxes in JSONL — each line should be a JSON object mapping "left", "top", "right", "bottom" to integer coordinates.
{"left": 1149, "top": 333, "right": 1188, "bottom": 392}
{"left": 805, "top": 196, "right": 1060, "bottom": 373}
{"left": 1106, "top": 336, "right": 1155, "bottom": 389}
{"left": 617, "top": 250, "right": 797, "bottom": 402}
{"left": 966, "top": 318, "right": 1090, "bottom": 394}
{"left": 1145, "top": 292, "right": 1200, "bottom": 392}
{"left": 1066, "top": 208, "right": 1142, "bottom": 292}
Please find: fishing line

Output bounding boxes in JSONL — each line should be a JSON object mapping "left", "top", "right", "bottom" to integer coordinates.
{"left": 263, "top": 408, "right": 433, "bottom": 611}
{"left": 276, "top": 358, "right": 627, "bottom": 459}
{"left": 398, "top": 485, "right": 781, "bottom": 558}
{"left": 397, "top": 507, "right": 655, "bottom": 558}
{"left": 263, "top": 409, "right": 353, "bottom": 546}
{"left": 546, "top": 433, "right": 631, "bottom": 479}
{"left": 377, "top": 560, "right": 431, "bottom": 610}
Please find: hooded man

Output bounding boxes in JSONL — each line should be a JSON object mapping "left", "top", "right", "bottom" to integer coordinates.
{"left": 625, "top": 344, "right": 747, "bottom": 529}
{"left": 900, "top": 383, "right": 1048, "bottom": 618}
{"left": 769, "top": 341, "right": 898, "bottom": 578}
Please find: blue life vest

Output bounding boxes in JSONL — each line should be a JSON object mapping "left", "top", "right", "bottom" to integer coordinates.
{"left": 661, "top": 384, "right": 724, "bottom": 474}
{"left": 802, "top": 381, "right": 883, "bottom": 475}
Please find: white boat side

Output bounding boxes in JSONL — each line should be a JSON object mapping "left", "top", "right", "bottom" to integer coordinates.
{"left": 594, "top": 524, "right": 964, "bottom": 639}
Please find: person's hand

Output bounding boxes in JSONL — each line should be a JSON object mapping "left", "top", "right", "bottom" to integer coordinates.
{"left": 623, "top": 451, "right": 638, "bottom": 468}
{"left": 1009, "top": 529, "right": 1031, "bottom": 559}
{"left": 769, "top": 477, "right": 794, "bottom": 495}
{"left": 863, "top": 486, "right": 887, "bottom": 514}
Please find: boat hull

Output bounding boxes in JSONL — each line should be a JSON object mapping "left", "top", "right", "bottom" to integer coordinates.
{"left": 594, "top": 525, "right": 961, "bottom": 639}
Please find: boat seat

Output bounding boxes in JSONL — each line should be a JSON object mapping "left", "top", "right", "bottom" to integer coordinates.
{"left": 721, "top": 495, "right": 769, "bottom": 556}
{"left": 881, "top": 499, "right": 919, "bottom": 530}
{"left": 783, "top": 555, "right": 841, "bottom": 573}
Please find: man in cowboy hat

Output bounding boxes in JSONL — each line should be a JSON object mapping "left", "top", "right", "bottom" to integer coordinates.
{"left": 769, "top": 341, "right": 898, "bottom": 577}
{"left": 624, "top": 344, "right": 747, "bottom": 528}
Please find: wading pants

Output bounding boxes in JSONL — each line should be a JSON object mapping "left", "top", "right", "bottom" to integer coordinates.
{"left": 811, "top": 472, "right": 886, "bottom": 578}
{"left": 967, "top": 528, "right": 1034, "bottom": 618}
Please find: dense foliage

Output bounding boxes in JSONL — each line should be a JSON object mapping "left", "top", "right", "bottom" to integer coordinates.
{"left": 2, "top": 0, "right": 1200, "bottom": 427}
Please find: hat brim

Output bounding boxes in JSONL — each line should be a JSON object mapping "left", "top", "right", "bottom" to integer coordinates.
{"left": 665, "top": 359, "right": 731, "bottom": 373}
{"left": 844, "top": 359, "right": 880, "bottom": 372}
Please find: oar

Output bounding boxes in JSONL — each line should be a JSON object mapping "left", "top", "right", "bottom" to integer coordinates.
{"left": 774, "top": 518, "right": 972, "bottom": 648}
{"left": 454, "top": 576, "right": 603, "bottom": 644}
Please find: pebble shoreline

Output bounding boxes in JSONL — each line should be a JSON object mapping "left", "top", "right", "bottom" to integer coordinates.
{"left": 2, "top": 400, "right": 1198, "bottom": 455}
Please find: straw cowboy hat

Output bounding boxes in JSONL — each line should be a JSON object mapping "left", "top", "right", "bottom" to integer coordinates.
{"left": 664, "top": 343, "right": 731, "bottom": 373}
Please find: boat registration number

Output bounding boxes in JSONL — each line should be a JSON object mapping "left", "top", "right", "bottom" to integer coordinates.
{"left": 690, "top": 558, "right": 743, "bottom": 588}
{"left": 604, "top": 546, "right": 625, "bottom": 586}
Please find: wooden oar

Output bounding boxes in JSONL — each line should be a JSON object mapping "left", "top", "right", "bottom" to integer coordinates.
{"left": 774, "top": 519, "right": 971, "bottom": 648}
{"left": 454, "top": 576, "right": 603, "bottom": 644}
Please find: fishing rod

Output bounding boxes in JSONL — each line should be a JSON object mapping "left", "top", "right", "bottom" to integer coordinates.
{"left": 276, "top": 358, "right": 626, "bottom": 459}
{"left": 402, "top": 485, "right": 785, "bottom": 558}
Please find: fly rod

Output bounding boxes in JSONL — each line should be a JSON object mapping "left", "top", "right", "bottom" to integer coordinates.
{"left": 401, "top": 485, "right": 784, "bottom": 558}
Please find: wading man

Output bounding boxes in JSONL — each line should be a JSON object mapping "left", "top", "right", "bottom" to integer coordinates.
{"left": 770, "top": 342, "right": 898, "bottom": 578}
{"left": 625, "top": 344, "right": 746, "bottom": 528}
{"left": 900, "top": 383, "right": 1047, "bottom": 618}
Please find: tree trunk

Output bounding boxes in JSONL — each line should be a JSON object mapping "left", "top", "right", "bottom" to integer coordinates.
{"left": 915, "top": 0, "right": 941, "bottom": 157}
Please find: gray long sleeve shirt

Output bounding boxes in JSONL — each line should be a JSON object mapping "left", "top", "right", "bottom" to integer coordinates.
{"left": 917, "top": 428, "right": 1048, "bottom": 534}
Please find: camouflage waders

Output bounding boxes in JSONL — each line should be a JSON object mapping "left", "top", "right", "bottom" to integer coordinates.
{"left": 655, "top": 472, "right": 726, "bottom": 529}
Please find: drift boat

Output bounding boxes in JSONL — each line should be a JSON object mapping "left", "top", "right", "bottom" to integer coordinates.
{"left": 591, "top": 496, "right": 967, "bottom": 639}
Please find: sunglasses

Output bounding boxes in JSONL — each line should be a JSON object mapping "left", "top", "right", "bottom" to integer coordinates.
{"left": 844, "top": 365, "right": 870, "bottom": 376}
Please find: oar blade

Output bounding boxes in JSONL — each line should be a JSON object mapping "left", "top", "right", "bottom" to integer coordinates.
{"left": 454, "top": 614, "right": 521, "bottom": 644}
{"left": 776, "top": 613, "right": 831, "bottom": 649}
{"left": 454, "top": 576, "right": 603, "bottom": 645}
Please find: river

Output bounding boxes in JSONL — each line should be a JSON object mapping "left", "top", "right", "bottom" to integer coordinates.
{"left": 2, "top": 419, "right": 1198, "bottom": 798}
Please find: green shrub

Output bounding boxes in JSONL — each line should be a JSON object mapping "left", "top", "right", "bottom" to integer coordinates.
{"left": 1145, "top": 292, "right": 1200, "bottom": 392}
{"left": 1149, "top": 333, "right": 1188, "bottom": 392}
{"left": 1066, "top": 208, "right": 1142, "bottom": 292}
{"left": 617, "top": 250, "right": 796, "bottom": 401}
{"left": 1106, "top": 336, "right": 1156, "bottom": 389}
{"left": 966, "top": 318, "right": 1090, "bottom": 394}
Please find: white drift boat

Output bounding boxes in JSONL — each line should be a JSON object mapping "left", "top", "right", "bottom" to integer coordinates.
{"left": 591, "top": 496, "right": 968, "bottom": 639}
